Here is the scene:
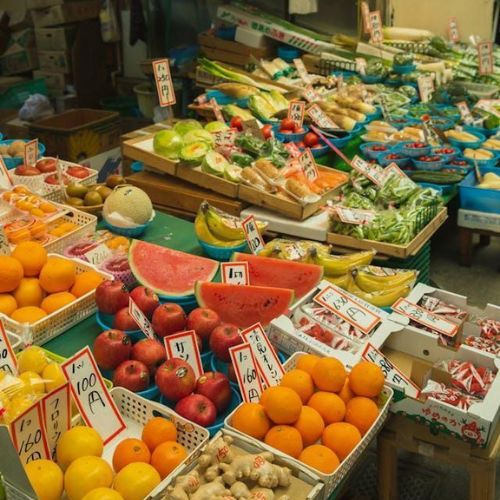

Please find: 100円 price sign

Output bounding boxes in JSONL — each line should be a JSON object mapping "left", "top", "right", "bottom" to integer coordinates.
{"left": 152, "top": 59, "right": 176, "bottom": 107}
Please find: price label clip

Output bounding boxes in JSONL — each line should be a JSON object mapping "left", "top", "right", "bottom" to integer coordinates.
{"left": 229, "top": 343, "right": 263, "bottom": 403}
{"left": 164, "top": 330, "right": 203, "bottom": 379}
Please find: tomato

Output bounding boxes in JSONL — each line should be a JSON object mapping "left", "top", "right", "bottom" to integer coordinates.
{"left": 304, "top": 132, "right": 319, "bottom": 147}
{"left": 230, "top": 116, "right": 243, "bottom": 131}
{"left": 296, "top": 141, "right": 305, "bottom": 148}
{"left": 295, "top": 127, "right": 305, "bottom": 133}
{"left": 371, "top": 145, "right": 387, "bottom": 151}
{"left": 280, "top": 118, "right": 295, "bottom": 131}
{"left": 261, "top": 124, "right": 273, "bottom": 139}
{"left": 386, "top": 153, "right": 401, "bottom": 160}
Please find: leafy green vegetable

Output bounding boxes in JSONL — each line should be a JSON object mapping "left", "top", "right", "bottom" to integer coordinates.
{"left": 248, "top": 95, "right": 278, "bottom": 121}
{"left": 366, "top": 60, "right": 388, "bottom": 78}
{"left": 222, "top": 104, "right": 254, "bottom": 121}
{"left": 393, "top": 53, "right": 414, "bottom": 66}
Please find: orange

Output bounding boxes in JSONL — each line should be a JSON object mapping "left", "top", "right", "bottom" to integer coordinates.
{"left": 56, "top": 426, "right": 103, "bottom": 470}
{"left": 299, "top": 444, "right": 339, "bottom": 474}
{"left": 71, "top": 271, "right": 104, "bottom": 298}
{"left": 12, "top": 241, "right": 48, "bottom": 277}
{"left": 264, "top": 425, "right": 303, "bottom": 458}
{"left": 41, "top": 292, "right": 77, "bottom": 314}
{"left": 296, "top": 353, "right": 320, "bottom": 375}
{"left": 112, "top": 438, "right": 151, "bottom": 472}
{"left": 141, "top": 417, "right": 177, "bottom": 453}
{"left": 261, "top": 386, "right": 302, "bottom": 424}
{"left": 113, "top": 463, "right": 160, "bottom": 500}
{"left": 0, "top": 255, "right": 23, "bottom": 293}
{"left": 11, "top": 306, "right": 47, "bottom": 324}
{"left": 64, "top": 456, "right": 113, "bottom": 500}
{"left": 231, "top": 402, "right": 270, "bottom": 440}
{"left": 345, "top": 397, "right": 379, "bottom": 435}
{"left": 338, "top": 379, "right": 354, "bottom": 404}
{"left": 322, "top": 422, "right": 361, "bottom": 461}
{"left": 24, "top": 459, "right": 64, "bottom": 500}
{"left": 308, "top": 392, "right": 345, "bottom": 424}
{"left": 293, "top": 405, "right": 325, "bottom": 446}
{"left": 280, "top": 369, "right": 314, "bottom": 404}
{"left": 349, "top": 361, "right": 385, "bottom": 398}
{"left": 39, "top": 202, "right": 57, "bottom": 214}
{"left": 13, "top": 278, "right": 45, "bottom": 307}
{"left": 150, "top": 441, "right": 188, "bottom": 479}
{"left": 39, "top": 256, "right": 76, "bottom": 293}
{"left": 312, "top": 357, "right": 347, "bottom": 392}
{"left": 0, "top": 294, "right": 17, "bottom": 316}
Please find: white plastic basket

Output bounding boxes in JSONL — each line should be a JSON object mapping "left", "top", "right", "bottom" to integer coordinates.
{"left": 224, "top": 352, "right": 393, "bottom": 500}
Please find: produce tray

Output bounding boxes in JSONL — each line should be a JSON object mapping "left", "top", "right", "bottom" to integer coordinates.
{"left": 176, "top": 163, "right": 240, "bottom": 198}
{"left": 224, "top": 353, "right": 393, "bottom": 500}
{"left": 459, "top": 167, "right": 500, "bottom": 214}
{"left": 327, "top": 207, "right": 448, "bottom": 258}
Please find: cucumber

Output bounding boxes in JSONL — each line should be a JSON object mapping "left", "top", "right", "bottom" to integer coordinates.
{"left": 409, "top": 171, "right": 464, "bottom": 184}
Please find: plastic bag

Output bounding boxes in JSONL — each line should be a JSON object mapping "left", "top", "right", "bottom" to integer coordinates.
{"left": 18, "top": 94, "right": 54, "bottom": 122}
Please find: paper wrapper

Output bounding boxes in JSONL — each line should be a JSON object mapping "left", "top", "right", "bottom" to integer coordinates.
{"left": 421, "top": 379, "right": 478, "bottom": 410}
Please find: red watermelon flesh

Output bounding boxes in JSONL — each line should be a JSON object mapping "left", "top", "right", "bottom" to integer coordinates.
{"left": 195, "top": 281, "right": 294, "bottom": 328}
{"left": 129, "top": 240, "right": 219, "bottom": 297}
{"left": 232, "top": 252, "right": 323, "bottom": 299}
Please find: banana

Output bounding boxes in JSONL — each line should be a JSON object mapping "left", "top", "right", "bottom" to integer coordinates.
{"left": 313, "top": 249, "right": 376, "bottom": 277}
{"left": 324, "top": 273, "right": 352, "bottom": 289}
{"left": 194, "top": 213, "right": 245, "bottom": 247}
{"left": 347, "top": 282, "right": 410, "bottom": 307}
{"left": 354, "top": 269, "right": 417, "bottom": 293}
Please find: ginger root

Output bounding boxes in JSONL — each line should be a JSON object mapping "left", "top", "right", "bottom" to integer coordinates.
{"left": 165, "top": 471, "right": 201, "bottom": 500}
{"left": 198, "top": 435, "right": 234, "bottom": 469}
{"left": 249, "top": 488, "right": 275, "bottom": 500}
{"left": 230, "top": 481, "right": 251, "bottom": 498}
{"left": 190, "top": 477, "right": 231, "bottom": 500}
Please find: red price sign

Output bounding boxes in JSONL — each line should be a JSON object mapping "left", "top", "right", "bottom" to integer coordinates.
{"left": 293, "top": 58, "right": 311, "bottom": 84}
{"left": 335, "top": 206, "right": 376, "bottom": 225}
{"left": 221, "top": 262, "right": 250, "bottom": 285}
{"left": 164, "top": 330, "right": 203, "bottom": 379}
{"left": 229, "top": 343, "right": 263, "bottom": 403}
{"left": 210, "top": 98, "right": 225, "bottom": 123}
{"left": 306, "top": 104, "right": 338, "bottom": 129}
{"left": 298, "top": 148, "right": 319, "bottom": 181}
{"left": 242, "top": 215, "right": 265, "bottom": 255}
{"left": 369, "top": 11, "right": 383, "bottom": 43}
{"left": 287, "top": 101, "right": 305, "bottom": 128}
{"left": 383, "top": 162, "right": 414, "bottom": 185}
{"left": 302, "top": 85, "right": 319, "bottom": 103}
{"left": 0, "top": 320, "right": 17, "bottom": 375}
{"left": 0, "top": 157, "right": 12, "bottom": 189}
{"left": 477, "top": 41, "right": 493, "bottom": 75}
{"left": 213, "top": 129, "right": 236, "bottom": 147}
{"left": 351, "top": 155, "right": 385, "bottom": 186}
{"left": 84, "top": 243, "right": 112, "bottom": 267}
{"left": 448, "top": 18, "right": 460, "bottom": 43}
{"left": 23, "top": 140, "right": 38, "bottom": 167}
{"left": 283, "top": 142, "right": 302, "bottom": 158}
{"left": 152, "top": 59, "right": 176, "bottom": 107}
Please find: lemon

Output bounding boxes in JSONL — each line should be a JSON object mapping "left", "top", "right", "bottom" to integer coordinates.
{"left": 64, "top": 456, "right": 113, "bottom": 500}
{"left": 24, "top": 459, "right": 63, "bottom": 500}
{"left": 17, "top": 346, "right": 49, "bottom": 375}
{"left": 4, "top": 393, "right": 39, "bottom": 424}
{"left": 19, "top": 371, "right": 45, "bottom": 394}
{"left": 113, "top": 463, "right": 161, "bottom": 500}
{"left": 56, "top": 426, "right": 103, "bottom": 470}
{"left": 82, "top": 487, "right": 124, "bottom": 500}
{"left": 43, "top": 363, "right": 67, "bottom": 392}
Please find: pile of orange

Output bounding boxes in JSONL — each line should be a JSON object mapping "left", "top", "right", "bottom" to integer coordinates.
{"left": 231, "top": 355, "right": 384, "bottom": 475}
{"left": 0, "top": 241, "right": 104, "bottom": 323}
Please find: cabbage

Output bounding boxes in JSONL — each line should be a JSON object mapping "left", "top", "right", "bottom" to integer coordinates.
{"left": 183, "top": 129, "right": 214, "bottom": 145}
{"left": 153, "top": 130, "right": 183, "bottom": 160}
{"left": 204, "top": 121, "right": 229, "bottom": 133}
{"left": 173, "top": 119, "right": 202, "bottom": 136}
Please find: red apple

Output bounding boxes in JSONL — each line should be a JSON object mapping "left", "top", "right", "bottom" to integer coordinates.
{"left": 44, "top": 174, "right": 68, "bottom": 185}
{"left": 95, "top": 280, "right": 130, "bottom": 315}
{"left": 195, "top": 371, "right": 231, "bottom": 413}
{"left": 130, "top": 286, "right": 159, "bottom": 319}
{"left": 15, "top": 165, "right": 40, "bottom": 176}
{"left": 93, "top": 329, "right": 132, "bottom": 370}
{"left": 113, "top": 307, "right": 138, "bottom": 331}
{"left": 186, "top": 308, "right": 220, "bottom": 342}
{"left": 113, "top": 360, "right": 150, "bottom": 392}
{"left": 66, "top": 166, "right": 90, "bottom": 179}
{"left": 209, "top": 323, "right": 242, "bottom": 362}
{"left": 152, "top": 303, "right": 186, "bottom": 338}
{"left": 131, "top": 338, "right": 166, "bottom": 376}
{"left": 155, "top": 358, "right": 195, "bottom": 402}
{"left": 195, "top": 333, "right": 202, "bottom": 354}
{"left": 36, "top": 158, "right": 57, "bottom": 173}
{"left": 175, "top": 394, "right": 216, "bottom": 427}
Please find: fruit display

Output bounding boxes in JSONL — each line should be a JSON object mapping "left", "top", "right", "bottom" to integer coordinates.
{"left": 476, "top": 171, "right": 500, "bottom": 190}
{"left": 1, "top": 186, "right": 60, "bottom": 220}
{"left": 66, "top": 175, "right": 123, "bottom": 211}
{"left": 103, "top": 185, "right": 153, "bottom": 229}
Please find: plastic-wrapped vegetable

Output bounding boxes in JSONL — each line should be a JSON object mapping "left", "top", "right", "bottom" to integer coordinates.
{"left": 230, "top": 151, "right": 254, "bottom": 167}
{"left": 248, "top": 94, "right": 277, "bottom": 121}
{"left": 393, "top": 53, "right": 414, "bottom": 66}
{"left": 235, "top": 133, "right": 266, "bottom": 156}
{"left": 376, "top": 175, "right": 419, "bottom": 207}
{"left": 342, "top": 192, "right": 375, "bottom": 210}
{"left": 366, "top": 60, "right": 389, "bottom": 78}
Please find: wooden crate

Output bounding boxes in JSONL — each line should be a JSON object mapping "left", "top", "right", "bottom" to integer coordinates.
{"left": 176, "top": 163, "right": 240, "bottom": 198}
{"left": 198, "top": 30, "right": 273, "bottom": 58}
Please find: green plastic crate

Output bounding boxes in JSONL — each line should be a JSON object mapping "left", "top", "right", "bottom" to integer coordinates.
{"left": 0, "top": 78, "right": 47, "bottom": 109}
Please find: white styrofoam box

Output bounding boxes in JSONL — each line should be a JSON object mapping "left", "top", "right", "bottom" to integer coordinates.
{"left": 235, "top": 25, "right": 270, "bottom": 49}
{"left": 458, "top": 208, "right": 500, "bottom": 233}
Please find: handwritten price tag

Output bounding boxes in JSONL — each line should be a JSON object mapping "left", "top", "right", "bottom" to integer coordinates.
{"left": 221, "top": 262, "right": 250, "bottom": 285}
{"left": 417, "top": 75, "right": 434, "bottom": 103}
{"left": 0, "top": 227, "right": 9, "bottom": 256}
{"left": 392, "top": 298, "right": 459, "bottom": 338}
{"left": 306, "top": 103, "right": 338, "bottom": 129}
{"left": 456, "top": 101, "right": 473, "bottom": 124}
{"left": 0, "top": 321, "right": 17, "bottom": 375}
{"left": 362, "top": 343, "right": 420, "bottom": 398}
{"left": 369, "top": 11, "right": 383, "bottom": 43}
{"left": 302, "top": 85, "right": 319, "bottom": 103}
{"left": 229, "top": 343, "right": 263, "bottom": 403}
{"left": 128, "top": 298, "right": 155, "bottom": 339}
{"left": 213, "top": 129, "right": 236, "bottom": 147}
{"left": 23, "top": 140, "right": 38, "bottom": 167}
{"left": 477, "top": 41, "right": 493, "bottom": 75}
{"left": 335, "top": 206, "right": 376, "bottom": 225}
{"left": 11, "top": 401, "right": 50, "bottom": 464}
{"left": 383, "top": 162, "right": 414, "bottom": 185}
{"left": 448, "top": 18, "right": 460, "bottom": 43}
{"left": 351, "top": 155, "right": 385, "bottom": 186}
{"left": 41, "top": 383, "right": 71, "bottom": 459}
{"left": 210, "top": 98, "right": 225, "bottom": 123}
{"left": 0, "top": 157, "right": 12, "bottom": 189}
{"left": 355, "top": 57, "right": 367, "bottom": 76}
{"left": 61, "top": 347, "right": 126, "bottom": 444}
{"left": 361, "top": 1, "right": 370, "bottom": 33}
{"left": 288, "top": 101, "right": 305, "bottom": 128}
{"left": 314, "top": 284, "right": 382, "bottom": 335}
{"left": 242, "top": 215, "right": 265, "bottom": 255}
{"left": 283, "top": 142, "right": 302, "bottom": 158}
{"left": 152, "top": 59, "right": 176, "bottom": 107}
{"left": 241, "top": 323, "right": 284, "bottom": 387}
{"left": 293, "top": 58, "right": 311, "bottom": 84}
{"left": 298, "top": 148, "right": 319, "bottom": 181}
{"left": 164, "top": 330, "right": 203, "bottom": 379}
{"left": 84, "top": 243, "right": 112, "bottom": 267}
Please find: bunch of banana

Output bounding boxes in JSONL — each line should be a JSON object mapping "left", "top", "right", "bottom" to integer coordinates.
{"left": 310, "top": 248, "right": 376, "bottom": 277}
{"left": 259, "top": 238, "right": 329, "bottom": 263}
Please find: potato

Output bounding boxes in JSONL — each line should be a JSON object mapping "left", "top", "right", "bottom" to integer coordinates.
{"left": 8, "top": 140, "right": 26, "bottom": 157}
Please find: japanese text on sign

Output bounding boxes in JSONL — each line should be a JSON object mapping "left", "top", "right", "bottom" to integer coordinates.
{"left": 283, "top": 142, "right": 302, "bottom": 158}
{"left": 24, "top": 140, "right": 38, "bottom": 167}
{"left": 164, "top": 330, "right": 203, "bottom": 379}
{"left": 152, "top": 59, "right": 176, "bottom": 107}
{"left": 392, "top": 298, "right": 459, "bottom": 337}
{"left": 351, "top": 155, "right": 385, "bottom": 186}
{"left": 477, "top": 41, "right": 493, "bottom": 75}
{"left": 84, "top": 244, "right": 112, "bottom": 267}
{"left": 210, "top": 98, "right": 225, "bottom": 123}
{"left": 287, "top": 101, "right": 305, "bottom": 128}
{"left": 61, "top": 347, "right": 126, "bottom": 444}
{"left": 448, "top": 18, "right": 460, "bottom": 43}
{"left": 242, "top": 215, "right": 265, "bottom": 255}
{"left": 362, "top": 343, "right": 420, "bottom": 398}
{"left": 128, "top": 298, "right": 155, "bottom": 339}
{"left": 417, "top": 75, "right": 434, "bottom": 103}
{"left": 293, "top": 58, "right": 311, "bottom": 84}
{"left": 302, "top": 85, "right": 319, "bottom": 103}
{"left": 306, "top": 104, "right": 338, "bottom": 129}
{"left": 221, "top": 262, "right": 250, "bottom": 285}
{"left": 314, "top": 284, "right": 382, "bottom": 334}
{"left": 299, "top": 148, "right": 319, "bottom": 181}
{"left": 0, "top": 321, "right": 17, "bottom": 375}
{"left": 241, "top": 323, "right": 284, "bottom": 387}
{"left": 456, "top": 101, "right": 473, "bottom": 124}
{"left": 335, "top": 206, "right": 376, "bottom": 225}
{"left": 41, "top": 383, "right": 71, "bottom": 459}
{"left": 0, "top": 227, "right": 9, "bottom": 256}
{"left": 213, "top": 129, "right": 236, "bottom": 147}
{"left": 361, "top": 2, "right": 371, "bottom": 34}
{"left": 369, "top": 11, "right": 383, "bottom": 43}
{"left": 11, "top": 402, "right": 50, "bottom": 465}
{"left": 0, "top": 157, "right": 12, "bottom": 189}
{"left": 229, "top": 343, "right": 263, "bottom": 403}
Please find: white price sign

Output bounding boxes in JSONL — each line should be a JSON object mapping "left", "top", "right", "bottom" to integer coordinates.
{"left": 128, "top": 298, "right": 155, "bottom": 339}
{"left": 229, "top": 343, "right": 263, "bottom": 403}
{"left": 0, "top": 227, "right": 9, "bottom": 256}
{"left": 0, "top": 157, "right": 12, "bottom": 189}
{"left": 221, "top": 262, "right": 250, "bottom": 285}
{"left": 10, "top": 401, "right": 50, "bottom": 464}
{"left": 351, "top": 155, "right": 385, "bottom": 186}
{"left": 383, "top": 162, "right": 414, "bottom": 185}
{"left": 61, "top": 347, "right": 126, "bottom": 444}
{"left": 369, "top": 11, "right": 383, "bottom": 43}
{"left": 23, "top": 140, "right": 38, "bottom": 167}
{"left": 302, "top": 85, "right": 319, "bottom": 103}
{"left": 417, "top": 75, "right": 434, "bottom": 103}
{"left": 283, "top": 142, "right": 302, "bottom": 159}
{"left": 293, "top": 58, "right": 311, "bottom": 84}
{"left": 287, "top": 101, "right": 305, "bottom": 128}
{"left": 477, "top": 41, "right": 493, "bottom": 75}
{"left": 299, "top": 148, "right": 319, "bottom": 181}
{"left": 41, "top": 383, "right": 71, "bottom": 460}
{"left": 361, "top": 1, "right": 370, "bottom": 34}
{"left": 448, "top": 18, "right": 460, "bottom": 43}
{"left": 355, "top": 57, "right": 367, "bottom": 76}
{"left": 213, "top": 129, "right": 236, "bottom": 147}
{"left": 84, "top": 243, "right": 112, "bottom": 267}
{"left": 362, "top": 343, "right": 421, "bottom": 398}
{"left": 306, "top": 104, "right": 338, "bottom": 129}
{"left": 242, "top": 215, "right": 265, "bottom": 255}
{"left": 210, "top": 98, "right": 225, "bottom": 123}
{"left": 314, "top": 284, "right": 382, "bottom": 335}
{"left": 456, "top": 101, "right": 473, "bottom": 124}
{"left": 164, "top": 330, "right": 203, "bottom": 379}
{"left": 0, "top": 320, "right": 17, "bottom": 374}
{"left": 152, "top": 59, "right": 176, "bottom": 107}
{"left": 335, "top": 206, "right": 376, "bottom": 225}
{"left": 241, "top": 323, "right": 284, "bottom": 387}
{"left": 392, "top": 298, "right": 459, "bottom": 338}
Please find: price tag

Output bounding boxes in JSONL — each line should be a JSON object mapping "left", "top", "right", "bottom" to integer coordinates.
{"left": 84, "top": 243, "right": 112, "bottom": 267}
{"left": 242, "top": 215, "right": 265, "bottom": 255}
{"left": 298, "top": 148, "right": 319, "bottom": 181}
{"left": 335, "top": 206, "right": 376, "bottom": 225}
{"left": 164, "top": 330, "right": 203, "bottom": 379}
{"left": 0, "top": 227, "right": 9, "bottom": 256}
{"left": 477, "top": 41, "right": 493, "bottom": 75}
{"left": 383, "top": 162, "right": 414, "bottom": 185}
{"left": 417, "top": 75, "right": 434, "bottom": 103}
{"left": 242, "top": 119, "right": 265, "bottom": 140}
{"left": 210, "top": 98, "right": 225, "bottom": 123}
{"left": 128, "top": 298, "right": 155, "bottom": 339}
{"left": 0, "top": 321, "right": 17, "bottom": 375}
{"left": 10, "top": 401, "right": 50, "bottom": 464}
{"left": 392, "top": 298, "right": 459, "bottom": 338}
{"left": 213, "top": 129, "right": 236, "bottom": 147}
{"left": 283, "top": 142, "right": 302, "bottom": 158}
{"left": 355, "top": 57, "right": 367, "bottom": 76}
{"left": 41, "top": 383, "right": 71, "bottom": 459}
{"left": 361, "top": 1, "right": 371, "bottom": 34}
{"left": 362, "top": 343, "right": 420, "bottom": 398}
{"left": 241, "top": 323, "right": 284, "bottom": 387}
{"left": 287, "top": 101, "right": 305, "bottom": 128}
{"left": 0, "top": 157, "right": 12, "bottom": 189}
{"left": 314, "top": 284, "right": 382, "bottom": 335}
{"left": 448, "top": 18, "right": 460, "bottom": 43}
{"left": 369, "top": 11, "right": 383, "bottom": 43}
{"left": 23, "top": 140, "right": 38, "bottom": 167}
{"left": 61, "top": 347, "right": 126, "bottom": 444}
{"left": 379, "top": 94, "right": 392, "bottom": 121}
{"left": 306, "top": 104, "right": 338, "bottom": 129}
{"left": 302, "top": 85, "right": 319, "bottom": 103}
{"left": 456, "top": 101, "right": 473, "bottom": 124}
{"left": 293, "top": 58, "right": 311, "bottom": 84}
{"left": 221, "top": 262, "right": 250, "bottom": 285}
{"left": 152, "top": 58, "right": 176, "bottom": 107}
{"left": 351, "top": 155, "right": 385, "bottom": 186}
{"left": 229, "top": 343, "right": 263, "bottom": 403}
{"left": 475, "top": 99, "right": 500, "bottom": 118}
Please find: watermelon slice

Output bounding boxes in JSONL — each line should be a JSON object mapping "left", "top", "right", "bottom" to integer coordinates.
{"left": 195, "top": 282, "right": 294, "bottom": 328}
{"left": 232, "top": 252, "right": 323, "bottom": 299}
{"left": 129, "top": 240, "right": 219, "bottom": 297}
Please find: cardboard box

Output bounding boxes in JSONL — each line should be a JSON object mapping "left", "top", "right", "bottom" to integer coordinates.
{"left": 458, "top": 208, "right": 500, "bottom": 233}
{"left": 35, "top": 25, "right": 76, "bottom": 51}
{"left": 31, "top": 0, "right": 99, "bottom": 28}
{"left": 0, "top": 28, "right": 38, "bottom": 76}
{"left": 27, "top": 0, "right": 66, "bottom": 9}
{"left": 33, "top": 70, "right": 68, "bottom": 95}
{"left": 37, "top": 49, "right": 71, "bottom": 73}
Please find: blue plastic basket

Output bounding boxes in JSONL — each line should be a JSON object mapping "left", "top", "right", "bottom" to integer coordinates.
{"left": 360, "top": 142, "right": 392, "bottom": 160}
{"left": 414, "top": 182, "right": 450, "bottom": 195}
{"left": 323, "top": 133, "right": 353, "bottom": 149}
{"left": 458, "top": 167, "right": 500, "bottom": 214}
{"left": 378, "top": 153, "right": 411, "bottom": 168}
{"left": 361, "top": 74, "right": 385, "bottom": 84}
{"left": 447, "top": 131, "right": 485, "bottom": 150}
{"left": 463, "top": 124, "right": 499, "bottom": 138}
{"left": 139, "top": 384, "right": 161, "bottom": 400}
{"left": 429, "top": 117, "right": 455, "bottom": 130}
{"left": 272, "top": 125, "right": 308, "bottom": 143}
{"left": 463, "top": 151, "right": 499, "bottom": 168}
{"left": 431, "top": 146, "right": 459, "bottom": 163}
{"left": 206, "top": 90, "right": 248, "bottom": 108}
{"left": 302, "top": 143, "right": 330, "bottom": 157}
{"left": 411, "top": 157, "right": 445, "bottom": 171}
{"left": 401, "top": 143, "right": 432, "bottom": 157}
{"left": 0, "top": 140, "right": 46, "bottom": 169}
{"left": 198, "top": 239, "right": 247, "bottom": 261}
{"left": 392, "top": 64, "right": 416, "bottom": 75}
{"left": 95, "top": 311, "right": 144, "bottom": 341}
{"left": 103, "top": 219, "right": 151, "bottom": 237}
